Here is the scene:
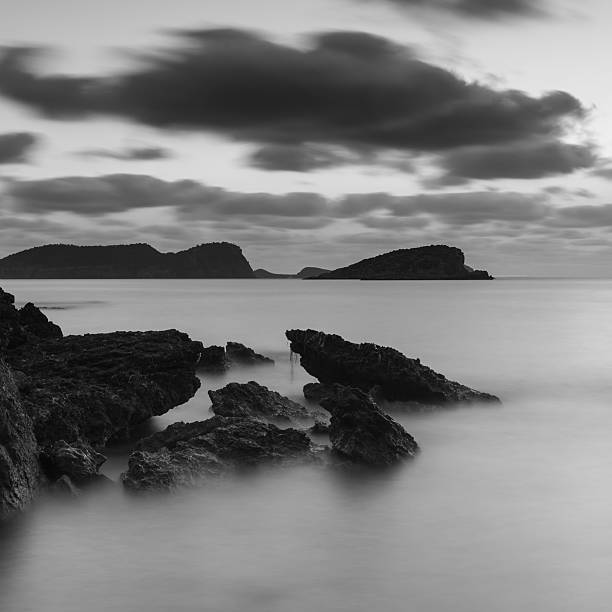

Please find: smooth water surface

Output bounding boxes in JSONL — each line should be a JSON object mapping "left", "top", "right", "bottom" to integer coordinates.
{"left": 1, "top": 279, "right": 611, "bottom": 612}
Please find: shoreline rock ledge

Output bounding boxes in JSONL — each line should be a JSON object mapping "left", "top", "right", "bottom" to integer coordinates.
{"left": 0, "top": 285, "right": 203, "bottom": 519}
{"left": 286, "top": 329, "right": 499, "bottom": 405}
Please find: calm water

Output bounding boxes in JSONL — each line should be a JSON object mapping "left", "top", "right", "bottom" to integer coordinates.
{"left": 1, "top": 278, "right": 611, "bottom": 612}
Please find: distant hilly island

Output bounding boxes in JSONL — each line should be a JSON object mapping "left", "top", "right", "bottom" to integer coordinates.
{"left": 0, "top": 243, "right": 492, "bottom": 280}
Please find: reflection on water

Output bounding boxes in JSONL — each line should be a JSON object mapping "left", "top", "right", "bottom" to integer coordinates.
{"left": 1, "top": 279, "right": 612, "bottom": 612}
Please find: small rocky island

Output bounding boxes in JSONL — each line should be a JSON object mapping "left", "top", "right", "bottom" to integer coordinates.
{"left": 0, "top": 242, "right": 255, "bottom": 278}
{"left": 0, "top": 286, "right": 499, "bottom": 517}
{"left": 313, "top": 245, "right": 493, "bottom": 280}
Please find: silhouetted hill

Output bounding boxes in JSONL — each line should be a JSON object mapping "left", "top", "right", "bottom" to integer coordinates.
{"left": 0, "top": 243, "right": 255, "bottom": 278}
{"left": 314, "top": 246, "right": 492, "bottom": 280}
{"left": 296, "top": 267, "right": 330, "bottom": 278}
{"left": 254, "top": 267, "right": 331, "bottom": 279}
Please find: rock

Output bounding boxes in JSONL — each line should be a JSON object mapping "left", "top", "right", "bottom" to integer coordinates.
{"left": 41, "top": 440, "right": 107, "bottom": 483}
{"left": 303, "top": 382, "right": 338, "bottom": 404}
{"left": 0, "top": 359, "right": 40, "bottom": 520}
{"left": 122, "top": 416, "right": 315, "bottom": 491}
{"left": 6, "top": 329, "right": 203, "bottom": 447}
{"left": 18, "top": 302, "right": 63, "bottom": 340}
{"left": 209, "top": 381, "right": 327, "bottom": 424}
{"left": 50, "top": 474, "right": 81, "bottom": 498}
{"left": 308, "top": 419, "right": 330, "bottom": 435}
{"left": 286, "top": 329, "right": 499, "bottom": 405}
{"left": 314, "top": 245, "right": 493, "bottom": 280}
{"left": 198, "top": 345, "right": 229, "bottom": 371}
{"left": 319, "top": 385, "right": 419, "bottom": 466}
{"left": 226, "top": 342, "right": 274, "bottom": 366}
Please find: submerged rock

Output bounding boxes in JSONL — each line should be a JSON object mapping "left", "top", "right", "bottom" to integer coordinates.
{"left": 286, "top": 329, "right": 499, "bottom": 405}
{"left": 225, "top": 342, "right": 274, "bottom": 366}
{"left": 209, "top": 381, "right": 326, "bottom": 424}
{"left": 41, "top": 440, "right": 107, "bottom": 484}
{"left": 0, "top": 359, "right": 39, "bottom": 520}
{"left": 122, "top": 416, "right": 315, "bottom": 491}
{"left": 320, "top": 385, "right": 419, "bottom": 466}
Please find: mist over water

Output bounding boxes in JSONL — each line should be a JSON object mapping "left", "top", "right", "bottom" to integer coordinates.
{"left": 1, "top": 279, "right": 611, "bottom": 612}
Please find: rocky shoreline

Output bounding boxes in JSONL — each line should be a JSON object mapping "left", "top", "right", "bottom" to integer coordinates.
{"left": 0, "top": 285, "right": 500, "bottom": 519}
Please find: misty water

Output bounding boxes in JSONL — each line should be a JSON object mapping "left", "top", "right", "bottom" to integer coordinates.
{"left": 1, "top": 278, "right": 611, "bottom": 612}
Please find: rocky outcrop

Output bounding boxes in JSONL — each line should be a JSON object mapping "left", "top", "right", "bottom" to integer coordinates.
{"left": 314, "top": 245, "right": 492, "bottom": 280}
{"left": 6, "top": 329, "right": 203, "bottom": 447}
{"left": 0, "top": 242, "right": 256, "bottom": 278}
{"left": 209, "top": 381, "right": 326, "bottom": 424}
{"left": 0, "top": 359, "right": 39, "bottom": 520}
{"left": 122, "top": 416, "right": 315, "bottom": 491}
{"left": 41, "top": 440, "right": 107, "bottom": 484}
{"left": 303, "top": 382, "right": 338, "bottom": 404}
{"left": 198, "top": 345, "right": 229, "bottom": 371}
{"left": 319, "top": 385, "right": 419, "bottom": 466}
{"left": 18, "top": 302, "right": 63, "bottom": 340}
{"left": 287, "top": 329, "right": 499, "bottom": 405}
{"left": 226, "top": 342, "right": 274, "bottom": 366}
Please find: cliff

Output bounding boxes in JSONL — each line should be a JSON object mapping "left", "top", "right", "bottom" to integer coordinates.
{"left": 314, "top": 245, "right": 492, "bottom": 280}
{"left": 0, "top": 242, "right": 255, "bottom": 279}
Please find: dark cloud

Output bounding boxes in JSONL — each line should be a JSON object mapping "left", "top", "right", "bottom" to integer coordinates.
{"left": 76, "top": 146, "right": 171, "bottom": 161}
{"left": 249, "top": 144, "right": 354, "bottom": 172}
{"left": 0, "top": 131, "right": 38, "bottom": 164}
{"left": 431, "top": 140, "right": 597, "bottom": 184}
{"left": 381, "top": 0, "right": 546, "bottom": 19}
{"left": 0, "top": 31, "right": 584, "bottom": 168}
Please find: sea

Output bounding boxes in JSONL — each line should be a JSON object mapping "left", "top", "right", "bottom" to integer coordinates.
{"left": 0, "top": 278, "right": 611, "bottom": 612}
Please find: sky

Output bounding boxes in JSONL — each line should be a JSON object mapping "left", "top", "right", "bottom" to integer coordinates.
{"left": 0, "top": 0, "right": 612, "bottom": 275}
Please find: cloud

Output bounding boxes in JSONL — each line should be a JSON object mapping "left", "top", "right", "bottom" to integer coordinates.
{"left": 0, "top": 30, "right": 585, "bottom": 169}
{"left": 379, "top": 0, "right": 546, "bottom": 19}
{"left": 248, "top": 143, "right": 355, "bottom": 172}
{"left": 431, "top": 140, "right": 597, "bottom": 184}
{"left": 0, "top": 132, "right": 39, "bottom": 164}
{"left": 76, "top": 146, "right": 171, "bottom": 161}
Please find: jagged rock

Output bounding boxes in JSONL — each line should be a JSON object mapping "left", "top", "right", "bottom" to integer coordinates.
{"left": 209, "top": 381, "right": 326, "bottom": 424}
{"left": 198, "top": 345, "right": 229, "bottom": 371}
{"left": 0, "top": 359, "right": 39, "bottom": 520}
{"left": 41, "top": 440, "right": 107, "bottom": 483}
{"left": 286, "top": 329, "right": 499, "bottom": 405}
{"left": 122, "top": 416, "right": 314, "bottom": 491}
{"left": 303, "top": 382, "right": 338, "bottom": 404}
{"left": 6, "top": 329, "right": 203, "bottom": 447}
{"left": 308, "top": 419, "right": 330, "bottom": 435}
{"left": 226, "top": 342, "right": 274, "bottom": 366}
{"left": 18, "top": 302, "right": 63, "bottom": 340}
{"left": 319, "top": 385, "right": 419, "bottom": 466}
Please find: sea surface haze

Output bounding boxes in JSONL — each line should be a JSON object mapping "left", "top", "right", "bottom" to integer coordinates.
{"left": 1, "top": 278, "right": 611, "bottom": 612}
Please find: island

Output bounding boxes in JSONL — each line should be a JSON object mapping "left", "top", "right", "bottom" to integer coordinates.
{"left": 0, "top": 242, "right": 255, "bottom": 279}
{"left": 313, "top": 245, "right": 493, "bottom": 280}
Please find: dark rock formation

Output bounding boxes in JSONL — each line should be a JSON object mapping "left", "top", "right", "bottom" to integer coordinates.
{"left": 287, "top": 329, "right": 499, "bottom": 405}
{"left": 0, "top": 242, "right": 256, "bottom": 278}
{"left": 18, "top": 303, "right": 63, "bottom": 340}
{"left": 308, "top": 419, "right": 330, "bottom": 435}
{"left": 320, "top": 385, "right": 419, "bottom": 465}
{"left": 314, "top": 245, "right": 492, "bottom": 280}
{"left": 209, "top": 381, "right": 326, "bottom": 424}
{"left": 122, "top": 416, "right": 314, "bottom": 491}
{"left": 303, "top": 382, "right": 337, "bottom": 404}
{"left": 198, "top": 345, "right": 229, "bottom": 371}
{"left": 6, "top": 329, "right": 203, "bottom": 447}
{"left": 225, "top": 342, "right": 274, "bottom": 366}
{"left": 0, "top": 359, "right": 39, "bottom": 520}
{"left": 41, "top": 440, "right": 107, "bottom": 484}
